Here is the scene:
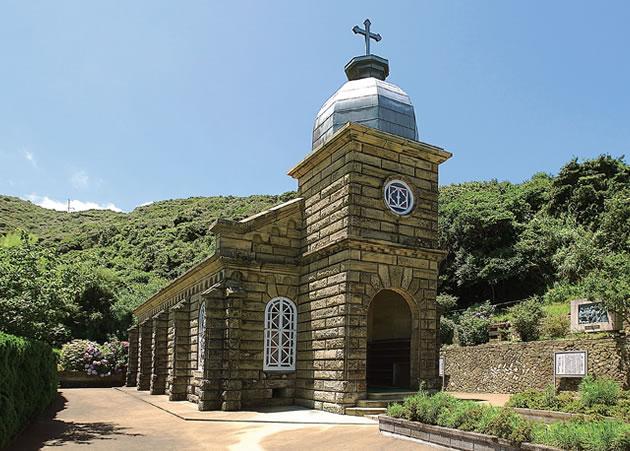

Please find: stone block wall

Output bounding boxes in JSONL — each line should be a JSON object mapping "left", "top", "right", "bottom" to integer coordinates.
{"left": 150, "top": 311, "right": 168, "bottom": 394}
{"left": 136, "top": 321, "right": 152, "bottom": 390}
{"left": 290, "top": 126, "right": 447, "bottom": 413}
{"left": 441, "top": 337, "right": 630, "bottom": 393}
{"left": 126, "top": 326, "right": 139, "bottom": 387}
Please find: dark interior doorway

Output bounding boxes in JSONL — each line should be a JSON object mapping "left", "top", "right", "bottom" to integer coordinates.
{"left": 366, "top": 289, "right": 412, "bottom": 389}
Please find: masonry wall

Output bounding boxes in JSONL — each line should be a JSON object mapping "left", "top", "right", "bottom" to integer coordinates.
{"left": 441, "top": 337, "right": 630, "bottom": 393}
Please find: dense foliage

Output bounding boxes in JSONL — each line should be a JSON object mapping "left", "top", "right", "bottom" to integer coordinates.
{"left": 0, "top": 332, "right": 57, "bottom": 448}
{"left": 507, "top": 377, "right": 630, "bottom": 421}
{"left": 439, "top": 155, "right": 629, "bottom": 322}
{"left": 0, "top": 193, "right": 295, "bottom": 344}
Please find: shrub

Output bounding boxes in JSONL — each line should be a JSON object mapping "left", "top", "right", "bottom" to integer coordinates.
{"left": 0, "top": 332, "right": 57, "bottom": 448}
{"left": 509, "top": 297, "right": 544, "bottom": 341}
{"left": 386, "top": 403, "right": 406, "bottom": 418}
{"left": 541, "top": 313, "right": 570, "bottom": 339}
{"left": 439, "top": 317, "right": 455, "bottom": 345}
{"left": 457, "top": 302, "right": 494, "bottom": 346}
{"left": 579, "top": 376, "right": 620, "bottom": 407}
{"left": 436, "top": 294, "right": 458, "bottom": 312}
{"left": 436, "top": 400, "right": 485, "bottom": 430}
{"left": 59, "top": 339, "right": 128, "bottom": 377}
{"left": 482, "top": 408, "right": 533, "bottom": 444}
{"left": 532, "top": 419, "right": 630, "bottom": 451}
{"left": 391, "top": 391, "right": 533, "bottom": 445}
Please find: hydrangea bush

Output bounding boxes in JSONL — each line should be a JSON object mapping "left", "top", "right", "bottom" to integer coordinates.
{"left": 59, "top": 338, "right": 128, "bottom": 377}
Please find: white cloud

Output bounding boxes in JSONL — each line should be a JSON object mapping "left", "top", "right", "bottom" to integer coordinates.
{"left": 70, "top": 170, "right": 90, "bottom": 189}
{"left": 24, "top": 194, "right": 123, "bottom": 213}
{"left": 137, "top": 201, "right": 154, "bottom": 207}
{"left": 23, "top": 150, "right": 37, "bottom": 168}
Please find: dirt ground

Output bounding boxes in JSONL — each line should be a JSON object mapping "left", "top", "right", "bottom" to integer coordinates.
{"left": 8, "top": 388, "right": 435, "bottom": 451}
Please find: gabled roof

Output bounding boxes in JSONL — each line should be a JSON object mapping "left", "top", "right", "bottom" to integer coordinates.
{"left": 209, "top": 197, "right": 302, "bottom": 235}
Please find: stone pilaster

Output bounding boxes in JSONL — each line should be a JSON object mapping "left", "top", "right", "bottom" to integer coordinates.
{"left": 197, "top": 285, "right": 225, "bottom": 411}
{"left": 220, "top": 284, "right": 243, "bottom": 411}
{"left": 167, "top": 300, "right": 190, "bottom": 401}
{"left": 137, "top": 320, "right": 152, "bottom": 391}
{"left": 150, "top": 311, "right": 169, "bottom": 395}
{"left": 126, "top": 325, "right": 139, "bottom": 387}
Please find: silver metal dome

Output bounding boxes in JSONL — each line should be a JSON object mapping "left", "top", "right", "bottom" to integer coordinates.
{"left": 312, "top": 69, "right": 418, "bottom": 150}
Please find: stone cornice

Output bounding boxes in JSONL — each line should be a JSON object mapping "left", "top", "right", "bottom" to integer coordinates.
{"left": 288, "top": 123, "right": 452, "bottom": 180}
{"left": 301, "top": 236, "right": 447, "bottom": 265}
{"left": 133, "top": 254, "right": 222, "bottom": 318}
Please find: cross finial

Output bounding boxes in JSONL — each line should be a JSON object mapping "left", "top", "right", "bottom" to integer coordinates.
{"left": 352, "top": 18, "right": 382, "bottom": 55}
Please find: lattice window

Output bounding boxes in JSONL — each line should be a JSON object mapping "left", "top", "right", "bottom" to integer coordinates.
{"left": 197, "top": 302, "right": 206, "bottom": 371}
{"left": 264, "top": 297, "right": 297, "bottom": 371}
{"left": 384, "top": 179, "right": 415, "bottom": 215}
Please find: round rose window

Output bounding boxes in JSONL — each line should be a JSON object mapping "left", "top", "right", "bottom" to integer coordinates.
{"left": 384, "top": 180, "right": 414, "bottom": 215}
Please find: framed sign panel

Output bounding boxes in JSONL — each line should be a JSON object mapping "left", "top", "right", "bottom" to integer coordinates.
{"left": 554, "top": 351, "right": 587, "bottom": 378}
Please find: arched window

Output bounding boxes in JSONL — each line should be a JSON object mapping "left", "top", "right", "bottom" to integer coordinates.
{"left": 264, "top": 297, "right": 297, "bottom": 371}
{"left": 197, "top": 301, "right": 206, "bottom": 371}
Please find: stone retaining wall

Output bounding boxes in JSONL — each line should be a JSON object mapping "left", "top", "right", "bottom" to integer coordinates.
{"left": 441, "top": 337, "right": 629, "bottom": 393}
{"left": 379, "top": 416, "right": 561, "bottom": 451}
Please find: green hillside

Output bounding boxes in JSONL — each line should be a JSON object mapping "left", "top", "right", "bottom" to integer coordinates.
{"left": 0, "top": 155, "right": 628, "bottom": 345}
{"left": 0, "top": 192, "right": 296, "bottom": 280}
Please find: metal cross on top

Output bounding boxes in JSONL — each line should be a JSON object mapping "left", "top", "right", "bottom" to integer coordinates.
{"left": 352, "top": 19, "right": 382, "bottom": 55}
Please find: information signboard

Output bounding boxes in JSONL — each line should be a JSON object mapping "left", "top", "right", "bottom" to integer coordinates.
{"left": 554, "top": 351, "right": 587, "bottom": 378}
{"left": 439, "top": 357, "right": 444, "bottom": 377}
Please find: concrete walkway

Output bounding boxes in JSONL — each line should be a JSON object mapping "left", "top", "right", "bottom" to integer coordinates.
{"left": 9, "top": 388, "right": 436, "bottom": 451}
{"left": 448, "top": 392, "right": 511, "bottom": 407}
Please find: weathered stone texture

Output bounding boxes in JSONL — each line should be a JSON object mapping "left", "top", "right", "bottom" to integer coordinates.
{"left": 441, "top": 337, "right": 630, "bottom": 393}
{"left": 126, "top": 326, "right": 139, "bottom": 387}
{"left": 136, "top": 321, "right": 152, "bottom": 390}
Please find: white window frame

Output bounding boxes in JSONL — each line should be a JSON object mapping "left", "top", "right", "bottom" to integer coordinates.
{"left": 197, "top": 301, "right": 206, "bottom": 371}
{"left": 263, "top": 297, "right": 297, "bottom": 371}
{"left": 384, "top": 179, "right": 415, "bottom": 216}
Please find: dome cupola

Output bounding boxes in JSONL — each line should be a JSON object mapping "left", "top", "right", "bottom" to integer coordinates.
{"left": 312, "top": 19, "right": 418, "bottom": 150}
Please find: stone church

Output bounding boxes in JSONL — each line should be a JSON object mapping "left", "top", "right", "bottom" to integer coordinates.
{"left": 126, "top": 20, "right": 452, "bottom": 414}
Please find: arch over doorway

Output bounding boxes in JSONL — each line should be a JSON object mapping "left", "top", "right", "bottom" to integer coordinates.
{"left": 367, "top": 289, "right": 413, "bottom": 389}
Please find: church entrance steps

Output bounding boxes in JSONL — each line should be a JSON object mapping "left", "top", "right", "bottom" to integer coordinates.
{"left": 367, "top": 391, "right": 416, "bottom": 401}
{"left": 345, "top": 407, "right": 387, "bottom": 417}
{"left": 346, "top": 390, "right": 416, "bottom": 417}
{"left": 357, "top": 399, "right": 389, "bottom": 408}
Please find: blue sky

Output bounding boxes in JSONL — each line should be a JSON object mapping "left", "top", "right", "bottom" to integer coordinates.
{"left": 1, "top": 1, "right": 629, "bottom": 212}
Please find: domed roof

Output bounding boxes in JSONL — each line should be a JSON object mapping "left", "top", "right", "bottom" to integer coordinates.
{"left": 312, "top": 56, "right": 418, "bottom": 150}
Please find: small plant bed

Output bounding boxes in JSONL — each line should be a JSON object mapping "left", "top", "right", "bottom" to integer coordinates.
{"left": 507, "top": 376, "right": 630, "bottom": 422}
{"left": 58, "top": 339, "right": 128, "bottom": 388}
{"left": 382, "top": 390, "right": 630, "bottom": 451}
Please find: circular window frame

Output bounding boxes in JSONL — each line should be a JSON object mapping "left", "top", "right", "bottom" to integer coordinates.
{"left": 383, "top": 179, "right": 415, "bottom": 216}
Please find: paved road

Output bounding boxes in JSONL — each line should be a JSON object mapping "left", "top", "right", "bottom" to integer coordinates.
{"left": 9, "top": 389, "right": 434, "bottom": 451}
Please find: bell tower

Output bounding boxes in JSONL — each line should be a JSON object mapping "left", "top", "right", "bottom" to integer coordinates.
{"left": 290, "top": 20, "right": 452, "bottom": 413}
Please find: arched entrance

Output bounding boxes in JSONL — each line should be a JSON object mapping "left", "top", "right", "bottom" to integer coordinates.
{"left": 367, "top": 289, "right": 412, "bottom": 389}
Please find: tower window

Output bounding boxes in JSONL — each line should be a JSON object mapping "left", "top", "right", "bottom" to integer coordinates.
{"left": 264, "top": 297, "right": 297, "bottom": 371}
{"left": 384, "top": 180, "right": 415, "bottom": 215}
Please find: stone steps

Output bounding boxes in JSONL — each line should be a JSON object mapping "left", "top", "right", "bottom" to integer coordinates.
{"left": 346, "top": 391, "right": 416, "bottom": 417}
{"left": 367, "top": 391, "right": 416, "bottom": 401}
{"left": 356, "top": 399, "right": 390, "bottom": 408}
{"left": 345, "top": 407, "right": 387, "bottom": 417}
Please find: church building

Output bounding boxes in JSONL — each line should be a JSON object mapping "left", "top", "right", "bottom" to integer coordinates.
{"left": 126, "top": 19, "right": 452, "bottom": 414}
